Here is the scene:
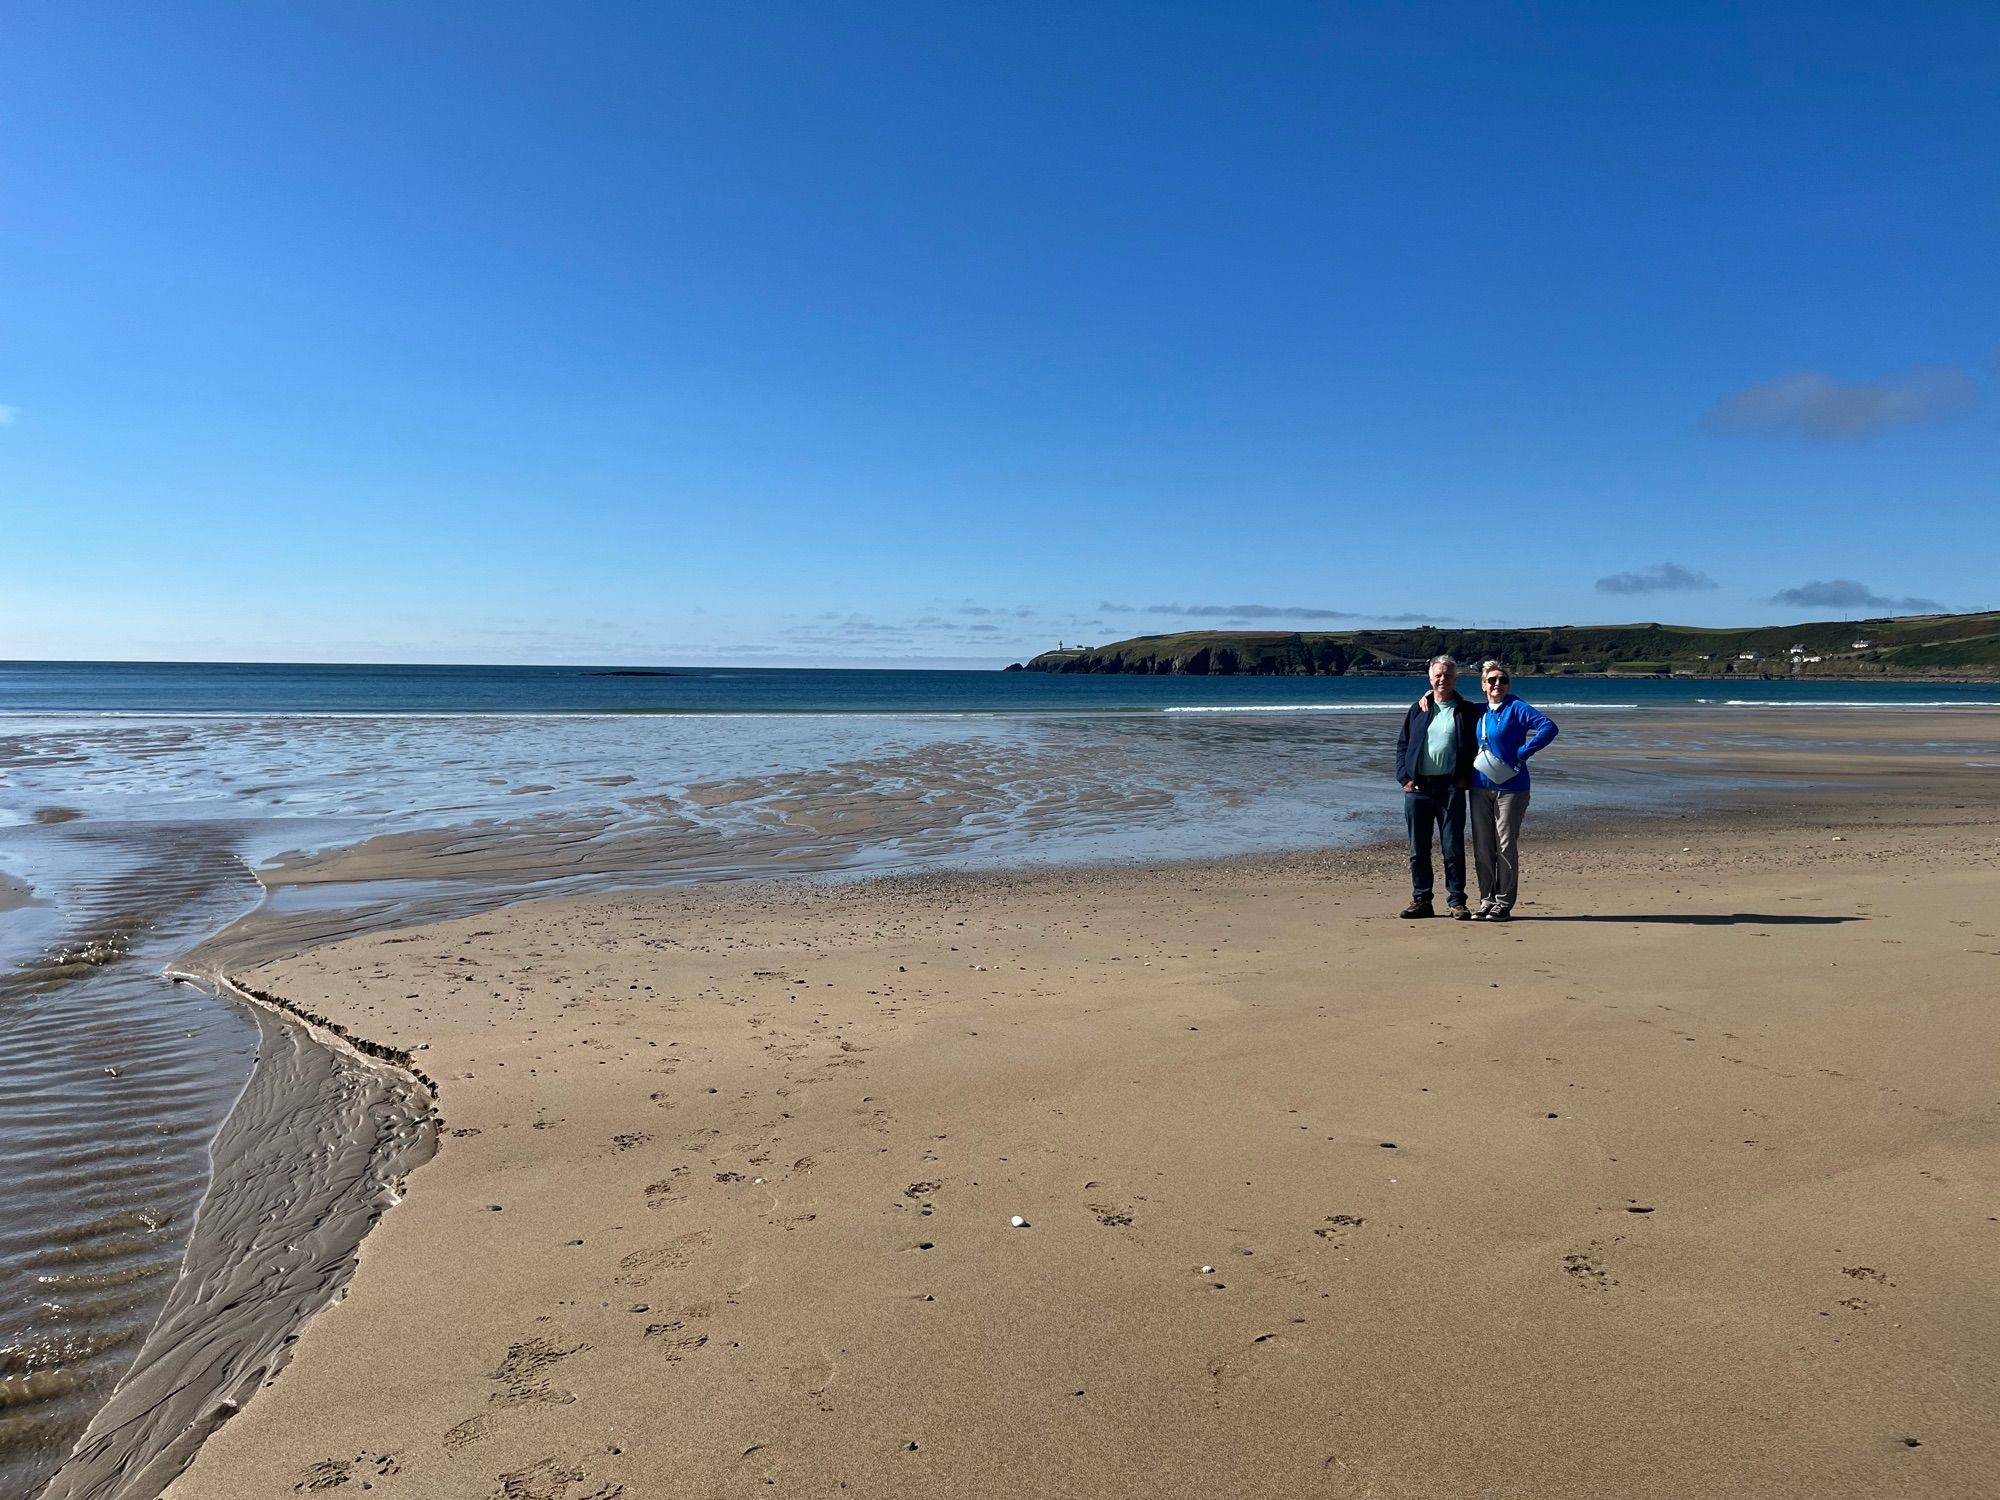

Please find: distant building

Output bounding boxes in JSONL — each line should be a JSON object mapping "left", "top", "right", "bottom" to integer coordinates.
{"left": 1738, "top": 651, "right": 1759, "bottom": 660}
{"left": 1788, "top": 644, "right": 1808, "bottom": 656}
{"left": 1800, "top": 655, "right": 1823, "bottom": 663}
{"left": 1852, "top": 639, "right": 1873, "bottom": 649}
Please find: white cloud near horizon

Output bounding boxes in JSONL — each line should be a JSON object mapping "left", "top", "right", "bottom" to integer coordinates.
{"left": 1095, "top": 602, "right": 1457, "bottom": 626}
{"left": 1770, "top": 578, "right": 1946, "bottom": 614}
{"left": 1144, "top": 604, "right": 1360, "bottom": 620}
{"left": 1595, "top": 561, "right": 1718, "bottom": 595}
{"left": 1706, "top": 366, "right": 1975, "bottom": 440}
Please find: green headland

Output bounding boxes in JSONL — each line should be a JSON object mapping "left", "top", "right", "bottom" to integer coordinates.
{"left": 1008, "top": 610, "right": 2000, "bottom": 678}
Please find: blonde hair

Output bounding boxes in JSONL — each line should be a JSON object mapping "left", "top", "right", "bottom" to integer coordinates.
{"left": 1481, "top": 659, "right": 1510, "bottom": 681}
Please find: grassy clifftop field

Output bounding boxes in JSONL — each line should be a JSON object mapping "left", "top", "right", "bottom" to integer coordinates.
{"left": 1012, "top": 611, "right": 2000, "bottom": 678}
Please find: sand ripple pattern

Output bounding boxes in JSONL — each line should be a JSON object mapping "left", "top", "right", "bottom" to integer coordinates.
{"left": 34, "top": 985, "right": 434, "bottom": 1500}
{"left": 0, "top": 822, "right": 259, "bottom": 1500}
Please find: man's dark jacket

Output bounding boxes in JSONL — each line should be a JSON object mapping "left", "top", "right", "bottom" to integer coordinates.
{"left": 1394, "top": 693, "right": 1478, "bottom": 786}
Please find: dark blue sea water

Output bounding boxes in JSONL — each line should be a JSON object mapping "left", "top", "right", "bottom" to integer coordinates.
{"left": 3, "top": 659, "right": 1996, "bottom": 715}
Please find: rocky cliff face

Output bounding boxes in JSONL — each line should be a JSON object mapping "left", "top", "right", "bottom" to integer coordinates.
{"left": 1024, "top": 634, "right": 1356, "bottom": 676}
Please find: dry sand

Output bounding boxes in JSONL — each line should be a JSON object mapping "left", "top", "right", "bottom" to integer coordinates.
{"left": 163, "top": 782, "right": 1998, "bottom": 1500}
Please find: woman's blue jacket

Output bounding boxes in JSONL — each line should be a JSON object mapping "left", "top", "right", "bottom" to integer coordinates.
{"left": 1472, "top": 695, "right": 1559, "bottom": 792}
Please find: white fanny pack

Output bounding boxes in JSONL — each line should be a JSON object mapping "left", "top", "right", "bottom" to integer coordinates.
{"left": 1476, "top": 716, "right": 1520, "bottom": 784}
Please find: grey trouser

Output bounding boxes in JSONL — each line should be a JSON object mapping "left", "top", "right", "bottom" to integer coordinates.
{"left": 1470, "top": 787, "right": 1530, "bottom": 911}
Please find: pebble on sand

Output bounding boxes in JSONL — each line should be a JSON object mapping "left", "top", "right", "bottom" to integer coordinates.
{"left": 1010, "top": 1215, "right": 1028, "bottom": 1228}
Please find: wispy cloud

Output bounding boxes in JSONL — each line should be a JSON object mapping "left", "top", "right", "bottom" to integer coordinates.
{"left": 780, "top": 613, "right": 919, "bottom": 645}
{"left": 1770, "top": 578, "right": 1945, "bottom": 614}
{"left": 1140, "top": 602, "right": 1362, "bottom": 621}
{"left": 0, "top": 405, "right": 19, "bottom": 426}
{"left": 1094, "top": 601, "right": 1457, "bottom": 626}
{"left": 1706, "top": 366, "right": 1975, "bottom": 441}
{"left": 1595, "top": 562, "right": 1718, "bottom": 595}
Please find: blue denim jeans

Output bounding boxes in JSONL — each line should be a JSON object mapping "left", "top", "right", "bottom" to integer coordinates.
{"left": 1404, "top": 776, "right": 1467, "bottom": 906}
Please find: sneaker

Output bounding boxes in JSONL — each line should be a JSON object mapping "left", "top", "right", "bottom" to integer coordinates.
{"left": 1486, "top": 908, "right": 1512, "bottom": 923}
{"left": 1471, "top": 900, "right": 1496, "bottom": 921}
{"left": 1447, "top": 903, "right": 1471, "bottom": 921}
{"left": 1399, "top": 900, "right": 1434, "bottom": 919}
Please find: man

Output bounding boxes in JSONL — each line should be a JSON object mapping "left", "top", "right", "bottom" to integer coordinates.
{"left": 1394, "top": 654, "right": 1478, "bottom": 919}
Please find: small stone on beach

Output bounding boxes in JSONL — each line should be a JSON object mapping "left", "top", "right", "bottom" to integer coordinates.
{"left": 1010, "top": 1215, "right": 1028, "bottom": 1228}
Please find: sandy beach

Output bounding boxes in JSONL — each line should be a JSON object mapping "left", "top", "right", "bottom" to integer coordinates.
{"left": 132, "top": 767, "right": 2000, "bottom": 1500}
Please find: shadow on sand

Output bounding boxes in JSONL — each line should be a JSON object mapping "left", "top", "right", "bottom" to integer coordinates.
{"left": 1519, "top": 913, "right": 1862, "bottom": 926}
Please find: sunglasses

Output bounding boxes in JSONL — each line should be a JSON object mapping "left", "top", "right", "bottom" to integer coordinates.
{"left": 1483, "top": 675, "right": 1509, "bottom": 684}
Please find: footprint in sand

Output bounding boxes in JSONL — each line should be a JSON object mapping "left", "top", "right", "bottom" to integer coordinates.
{"left": 642, "top": 1168, "right": 691, "bottom": 1209}
{"left": 613, "top": 1232, "right": 709, "bottom": 1286}
{"left": 444, "top": 1413, "right": 497, "bottom": 1451}
{"left": 1313, "top": 1213, "right": 1366, "bottom": 1246}
{"left": 1842, "top": 1266, "right": 1896, "bottom": 1286}
{"left": 1561, "top": 1248, "right": 1618, "bottom": 1291}
{"left": 487, "top": 1335, "right": 591, "bottom": 1407}
{"left": 1207, "top": 1330, "right": 1297, "bottom": 1397}
{"left": 642, "top": 1319, "right": 710, "bottom": 1362}
{"left": 789, "top": 1352, "right": 838, "bottom": 1411}
{"left": 293, "top": 1451, "right": 400, "bottom": 1492}
{"left": 492, "top": 1455, "right": 624, "bottom": 1500}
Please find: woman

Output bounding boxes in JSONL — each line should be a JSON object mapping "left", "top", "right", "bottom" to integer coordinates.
{"left": 1468, "top": 660, "right": 1559, "bottom": 922}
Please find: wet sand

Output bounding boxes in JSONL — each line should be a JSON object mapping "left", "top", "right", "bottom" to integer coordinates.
{"left": 0, "top": 871, "right": 35, "bottom": 913}
{"left": 156, "top": 772, "right": 1999, "bottom": 1499}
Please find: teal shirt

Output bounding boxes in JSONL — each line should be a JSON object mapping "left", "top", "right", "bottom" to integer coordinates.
{"left": 1418, "top": 698, "right": 1460, "bottom": 776}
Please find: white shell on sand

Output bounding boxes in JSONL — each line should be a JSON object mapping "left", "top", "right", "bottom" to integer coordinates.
{"left": 1010, "top": 1215, "right": 1028, "bottom": 1228}
{"left": 1201, "top": 1265, "right": 1215, "bottom": 1274}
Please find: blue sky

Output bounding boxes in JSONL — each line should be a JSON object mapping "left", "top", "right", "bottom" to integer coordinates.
{"left": 4, "top": 2, "right": 1995, "bottom": 665}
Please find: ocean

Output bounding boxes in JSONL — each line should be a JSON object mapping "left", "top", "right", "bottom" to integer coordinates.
{"left": 3, "top": 661, "right": 1998, "bottom": 1497}
{"left": 7, "top": 658, "right": 2000, "bottom": 715}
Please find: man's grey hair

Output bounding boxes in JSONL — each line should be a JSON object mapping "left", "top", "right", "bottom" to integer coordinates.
{"left": 1428, "top": 654, "right": 1459, "bottom": 673}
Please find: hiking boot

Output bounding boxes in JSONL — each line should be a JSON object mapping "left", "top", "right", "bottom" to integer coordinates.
{"left": 1447, "top": 902, "right": 1472, "bottom": 920}
{"left": 1399, "top": 899, "right": 1434, "bottom": 919}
